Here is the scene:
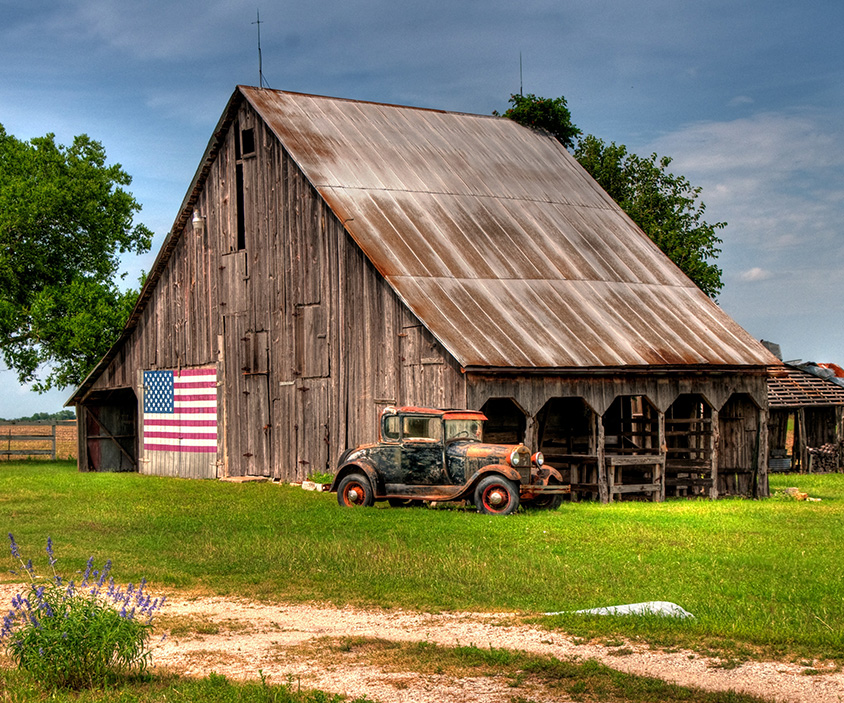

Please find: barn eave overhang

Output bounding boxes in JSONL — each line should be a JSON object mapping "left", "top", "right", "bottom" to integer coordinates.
{"left": 461, "top": 363, "right": 777, "bottom": 378}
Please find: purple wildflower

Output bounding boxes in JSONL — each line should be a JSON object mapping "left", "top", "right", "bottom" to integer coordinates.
{"left": 97, "top": 560, "right": 112, "bottom": 587}
{"left": 46, "top": 537, "right": 56, "bottom": 567}
{"left": 81, "top": 556, "right": 94, "bottom": 586}
{"left": 8, "top": 534, "right": 20, "bottom": 559}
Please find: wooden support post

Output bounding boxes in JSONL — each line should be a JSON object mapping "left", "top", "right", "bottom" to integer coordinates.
{"left": 50, "top": 423, "right": 57, "bottom": 461}
{"left": 757, "top": 408, "right": 770, "bottom": 497}
{"left": 656, "top": 410, "right": 666, "bottom": 502}
{"left": 797, "top": 407, "right": 808, "bottom": 473}
{"left": 524, "top": 413, "right": 538, "bottom": 458}
{"left": 710, "top": 408, "right": 720, "bottom": 500}
{"left": 597, "top": 414, "right": 608, "bottom": 504}
{"left": 76, "top": 406, "right": 89, "bottom": 472}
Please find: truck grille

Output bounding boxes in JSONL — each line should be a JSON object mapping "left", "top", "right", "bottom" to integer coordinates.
{"left": 516, "top": 448, "right": 531, "bottom": 483}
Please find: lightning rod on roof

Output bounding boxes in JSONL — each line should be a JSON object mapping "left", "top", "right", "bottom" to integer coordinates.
{"left": 520, "top": 52, "right": 523, "bottom": 96}
{"left": 253, "top": 9, "right": 270, "bottom": 89}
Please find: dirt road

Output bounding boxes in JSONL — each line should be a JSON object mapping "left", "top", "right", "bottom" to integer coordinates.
{"left": 152, "top": 594, "right": 844, "bottom": 703}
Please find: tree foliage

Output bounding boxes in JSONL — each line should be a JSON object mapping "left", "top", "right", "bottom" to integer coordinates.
{"left": 0, "top": 125, "right": 152, "bottom": 391}
{"left": 499, "top": 94, "right": 725, "bottom": 298}
{"left": 496, "top": 93, "right": 581, "bottom": 149}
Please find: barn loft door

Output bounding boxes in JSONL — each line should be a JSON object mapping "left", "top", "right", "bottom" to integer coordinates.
{"left": 223, "top": 315, "right": 272, "bottom": 476}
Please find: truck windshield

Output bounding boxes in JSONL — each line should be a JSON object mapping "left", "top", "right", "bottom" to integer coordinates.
{"left": 444, "top": 419, "right": 483, "bottom": 443}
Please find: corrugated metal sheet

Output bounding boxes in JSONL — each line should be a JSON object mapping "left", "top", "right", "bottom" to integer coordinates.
{"left": 242, "top": 87, "right": 775, "bottom": 369}
{"left": 768, "top": 366, "right": 844, "bottom": 407}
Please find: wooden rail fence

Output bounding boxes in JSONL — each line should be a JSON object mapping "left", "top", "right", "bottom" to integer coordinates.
{"left": 0, "top": 420, "right": 77, "bottom": 460}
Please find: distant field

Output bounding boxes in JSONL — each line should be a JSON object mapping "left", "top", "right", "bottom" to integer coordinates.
{"left": 0, "top": 422, "right": 76, "bottom": 461}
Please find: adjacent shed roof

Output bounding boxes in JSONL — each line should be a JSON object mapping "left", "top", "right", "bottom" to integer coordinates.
{"left": 768, "top": 365, "right": 844, "bottom": 408}
{"left": 241, "top": 87, "right": 776, "bottom": 370}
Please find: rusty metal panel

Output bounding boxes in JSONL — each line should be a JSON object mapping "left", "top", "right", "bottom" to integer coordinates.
{"left": 768, "top": 366, "right": 844, "bottom": 407}
{"left": 238, "top": 87, "right": 777, "bottom": 370}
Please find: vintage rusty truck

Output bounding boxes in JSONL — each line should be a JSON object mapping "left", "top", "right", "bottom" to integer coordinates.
{"left": 330, "top": 406, "right": 569, "bottom": 515}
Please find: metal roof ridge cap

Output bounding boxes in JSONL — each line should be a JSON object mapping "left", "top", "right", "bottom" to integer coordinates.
{"left": 237, "top": 84, "right": 502, "bottom": 120}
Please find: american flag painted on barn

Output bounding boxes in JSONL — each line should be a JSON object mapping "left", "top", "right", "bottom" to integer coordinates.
{"left": 142, "top": 367, "right": 218, "bottom": 454}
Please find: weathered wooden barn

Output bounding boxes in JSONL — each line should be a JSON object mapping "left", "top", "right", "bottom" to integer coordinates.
{"left": 768, "top": 363, "right": 844, "bottom": 473}
{"left": 68, "top": 86, "right": 779, "bottom": 500}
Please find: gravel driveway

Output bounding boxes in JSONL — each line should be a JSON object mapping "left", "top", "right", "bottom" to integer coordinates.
{"left": 151, "top": 593, "right": 844, "bottom": 703}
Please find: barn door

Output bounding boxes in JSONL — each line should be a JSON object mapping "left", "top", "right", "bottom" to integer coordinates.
{"left": 224, "top": 315, "right": 272, "bottom": 476}
{"left": 294, "top": 378, "right": 330, "bottom": 481}
{"left": 717, "top": 394, "right": 759, "bottom": 496}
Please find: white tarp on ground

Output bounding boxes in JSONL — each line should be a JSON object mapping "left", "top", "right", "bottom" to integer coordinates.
{"left": 545, "top": 601, "right": 695, "bottom": 619}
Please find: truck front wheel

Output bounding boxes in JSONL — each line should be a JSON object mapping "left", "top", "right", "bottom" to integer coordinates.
{"left": 475, "top": 475, "right": 520, "bottom": 515}
{"left": 337, "top": 473, "right": 375, "bottom": 508}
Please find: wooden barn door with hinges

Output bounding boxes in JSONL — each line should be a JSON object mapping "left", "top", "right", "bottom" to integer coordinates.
{"left": 223, "top": 315, "right": 272, "bottom": 476}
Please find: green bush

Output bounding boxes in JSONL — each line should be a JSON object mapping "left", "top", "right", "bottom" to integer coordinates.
{"left": 1, "top": 534, "right": 164, "bottom": 689}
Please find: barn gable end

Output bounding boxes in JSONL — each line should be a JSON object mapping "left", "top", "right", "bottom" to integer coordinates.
{"left": 69, "top": 86, "right": 779, "bottom": 499}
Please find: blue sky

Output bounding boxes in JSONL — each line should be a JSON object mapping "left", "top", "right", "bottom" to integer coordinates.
{"left": 1, "top": 0, "right": 843, "bottom": 418}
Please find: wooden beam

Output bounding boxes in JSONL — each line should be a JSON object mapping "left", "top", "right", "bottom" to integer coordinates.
{"left": 710, "top": 408, "right": 720, "bottom": 499}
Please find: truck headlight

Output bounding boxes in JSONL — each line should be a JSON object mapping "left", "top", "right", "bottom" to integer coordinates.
{"left": 532, "top": 452, "right": 544, "bottom": 467}
{"left": 509, "top": 448, "right": 521, "bottom": 466}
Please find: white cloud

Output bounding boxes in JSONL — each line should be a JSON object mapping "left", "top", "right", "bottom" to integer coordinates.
{"left": 739, "top": 267, "right": 772, "bottom": 281}
{"left": 645, "top": 110, "right": 844, "bottom": 361}
{"left": 643, "top": 110, "right": 844, "bottom": 255}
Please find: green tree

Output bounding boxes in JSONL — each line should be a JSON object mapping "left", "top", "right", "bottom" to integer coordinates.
{"left": 0, "top": 125, "right": 152, "bottom": 391}
{"left": 499, "top": 95, "right": 725, "bottom": 298}
{"left": 495, "top": 93, "right": 581, "bottom": 149}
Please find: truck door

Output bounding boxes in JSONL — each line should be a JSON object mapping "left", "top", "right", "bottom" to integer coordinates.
{"left": 400, "top": 415, "right": 446, "bottom": 484}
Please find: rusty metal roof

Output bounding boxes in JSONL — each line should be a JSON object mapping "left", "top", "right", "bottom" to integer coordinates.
{"left": 242, "top": 87, "right": 776, "bottom": 370}
{"left": 768, "top": 365, "right": 844, "bottom": 408}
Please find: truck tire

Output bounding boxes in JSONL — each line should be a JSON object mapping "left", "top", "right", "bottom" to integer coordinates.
{"left": 337, "top": 473, "right": 375, "bottom": 508}
{"left": 475, "top": 475, "right": 520, "bottom": 515}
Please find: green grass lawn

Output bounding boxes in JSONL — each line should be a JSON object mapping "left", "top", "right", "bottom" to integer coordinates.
{"left": 1, "top": 462, "right": 842, "bottom": 662}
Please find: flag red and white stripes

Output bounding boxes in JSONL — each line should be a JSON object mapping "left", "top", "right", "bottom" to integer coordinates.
{"left": 142, "top": 367, "right": 218, "bottom": 454}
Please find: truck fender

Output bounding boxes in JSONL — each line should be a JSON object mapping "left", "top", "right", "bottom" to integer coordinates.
{"left": 535, "top": 465, "right": 564, "bottom": 484}
{"left": 454, "top": 464, "right": 522, "bottom": 500}
{"left": 330, "top": 462, "right": 381, "bottom": 496}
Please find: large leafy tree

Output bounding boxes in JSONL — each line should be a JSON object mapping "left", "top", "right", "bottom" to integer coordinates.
{"left": 499, "top": 94, "right": 725, "bottom": 298}
{"left": 0, "top": 125, "right": 152, "bottom": 391}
